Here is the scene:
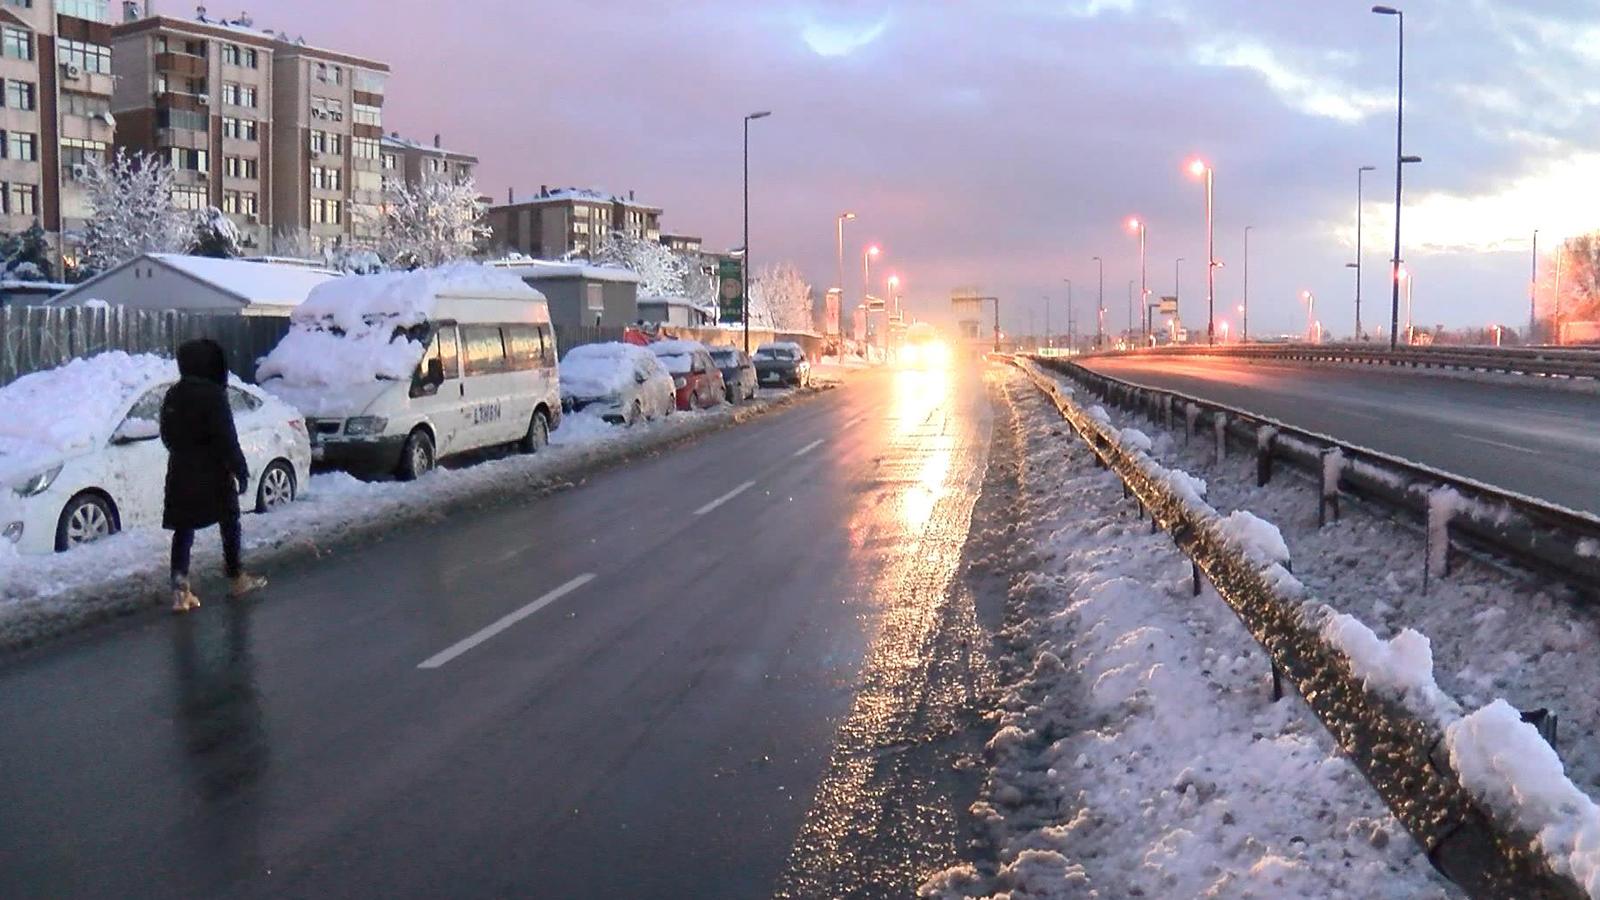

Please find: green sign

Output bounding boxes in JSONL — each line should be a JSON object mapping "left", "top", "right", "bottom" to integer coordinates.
{"left": 718, "top": 259, "right": 744, "bottom": 324}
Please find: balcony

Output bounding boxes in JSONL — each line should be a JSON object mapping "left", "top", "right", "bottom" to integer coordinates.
{"left": 154, "top": 52, "right": 207, "bottom": 78}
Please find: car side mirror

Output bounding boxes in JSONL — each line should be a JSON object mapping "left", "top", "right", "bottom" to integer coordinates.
{"left": 112, "top": 418, "right": 160, "bottom": 444}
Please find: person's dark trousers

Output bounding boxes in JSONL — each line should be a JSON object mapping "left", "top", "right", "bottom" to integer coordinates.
{"left": 170, "top": 518, "right": 243, "bottom": 587}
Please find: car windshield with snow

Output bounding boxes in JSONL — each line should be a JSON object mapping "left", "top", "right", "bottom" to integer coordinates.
{"left": 257, "top": 264, "right": 563, "bottom": 480}
{"left": 559, "top": 342, "right": 676, "bottom": 426}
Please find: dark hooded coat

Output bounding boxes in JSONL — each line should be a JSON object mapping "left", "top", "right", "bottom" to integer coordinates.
{"left": 160, "top": 340, "right": 248, "bottom": 530}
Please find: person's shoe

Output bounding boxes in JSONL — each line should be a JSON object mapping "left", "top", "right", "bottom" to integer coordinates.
{"left": 229, "top": 573, "right": 267, "bottom": 598}
{"left": 171, "top": 587, "right": 201, "bottom": 613}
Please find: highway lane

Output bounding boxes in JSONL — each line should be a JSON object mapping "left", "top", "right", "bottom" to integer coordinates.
{"left": 1080, "top": 355, "right": 1600, "bottom": 515}
{"left": 0, "top": 363, "right": 995, "bottom": 899}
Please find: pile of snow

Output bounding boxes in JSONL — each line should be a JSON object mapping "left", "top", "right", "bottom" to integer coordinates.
{"left": 257, "top": 263, "right": 537, "bottom": 404}
{"left": 560, "top": 342, "right": 654, "bottom": 401}
{"left": 1320, "top": 613, "right": 1461, "bottom": 725}
{"left": 1215, "top": 509, "right": 1292, "bottom": 568}
{"left": 0, "top": 352, "right": 171, "bottom": 485}
{"left": 1118, "top": 427, "right": 1153, "bottom": 453}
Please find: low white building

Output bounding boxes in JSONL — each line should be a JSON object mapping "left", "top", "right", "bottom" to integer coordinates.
{"left": 47, "top": 254, "right": 341, "bottom": 316}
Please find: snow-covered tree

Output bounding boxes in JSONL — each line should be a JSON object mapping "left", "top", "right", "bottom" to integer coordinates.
{"left": 0, "top": 220, "right": 53, "bottom": 280}
{"left": 269, "top": 227, "right": 321, "bottom": 261}
{"left": 593, "top": 232, "right": 689, "bottom": 296}
{"left": 1537, "top": 233, "right": 1600, "bottom": 335}
{"left": 747, "top": 262, "right": 813, "bottom": 332}
{"left": 379, "top": 172, "right": 489, "bottom": 269}
{"left": 80, "top": 149, "right": 189, "bottom": 274}
{"left": 325, "top": 238, "right": 386, "bottom": 275}
{"left": 190, "top": 207, "right": 243, "bottom": 258}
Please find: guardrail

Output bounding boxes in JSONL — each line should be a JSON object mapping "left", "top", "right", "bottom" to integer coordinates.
{"left": 1078, "top": 342, "right": 1600, "bottom": 381}
{"left": 1012, "top": 357, "right": 1586, "bottom": 899}
{"left": 1035, "top": 356, "right": 1600, "bottom": 595}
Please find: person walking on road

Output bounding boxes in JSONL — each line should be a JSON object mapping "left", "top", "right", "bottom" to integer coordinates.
{"left": 160, "top": 339, "right": 267, "bottom": 613}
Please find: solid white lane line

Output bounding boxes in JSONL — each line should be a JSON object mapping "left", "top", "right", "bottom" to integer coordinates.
{"left": 694, "top": 480, "right": 757, "bottom": 516}
{"left": 793, "top": 439, "right": 824, "bottom": 458}
{"left": 842, "top": 414, "right": 864, "bottom": 429}
{"left": 1452, "top": 432, "right": 1542, "bottom": 455}
{"left": 417, "top": 574, "right": 596, "bottom": 669}
{"left": 1341, "top": 410, "right": 1382, "bottom": 421}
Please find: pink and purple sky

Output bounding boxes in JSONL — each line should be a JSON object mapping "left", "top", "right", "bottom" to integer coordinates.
{"left": 254, "top": 0, "right": 1597, "bottom": 336}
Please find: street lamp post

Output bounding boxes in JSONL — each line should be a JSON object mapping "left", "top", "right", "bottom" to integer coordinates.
{"left": 1354, "top": 165, "right": 1375, "bottom": 339}
{"left": 1174, "top": 257, "right": 1184, "bottom": 341}
{"left": 862, "top": 244, "right": 880, "bottom": 346}
{"left": 1127, "top": 280, "right": 1134, "bottom": 338}
{"left": 1127, "top": 217, "right": 1147, "bottom": 340}
{"left": 1187, "top": 158, "right": 1216, "bottom": 344}
{"left": 1063, "top": 279, "right": 1073, "bottom": 349}
{"left": 742, "top": 110, "right": 771, "bottom": 354}
{"left": 835, "top": 211, "right": 856, "bottom": 300}
{"left": 1302, "top": 291, "right": 1317, "bottom": 343}
{"left": 1242, "top": 226, "right": 1251, "bottom": 342}
{"left": 1373, "top": 6, "right": 1419, "bottom": 350}
{"left": 1043, "top": 295, "right": 1051, "bottom": 349}
{"left": 1092, "top": 256, "right": 1104, "bottom": 347}
{"left": 1530, "top": 229, "right": 1539, "bottom": 342}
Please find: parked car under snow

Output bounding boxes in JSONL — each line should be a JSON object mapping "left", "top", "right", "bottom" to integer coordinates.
{"left": 559, "top": 342, "right": 676, "bottom": 425}
{"left": 0, "top": 352, "right": 312, "bottom": 554}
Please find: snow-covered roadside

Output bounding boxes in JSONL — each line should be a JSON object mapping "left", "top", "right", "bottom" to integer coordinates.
{"left": 0, "top": 389, "right": 816, "bottom": 651}
{"left": 922, "top": 369, "right": 1456, "bottom": 899}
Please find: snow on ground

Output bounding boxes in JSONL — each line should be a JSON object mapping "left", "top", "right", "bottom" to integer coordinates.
{"left": 0, "top": 391, "right": 801, "bottom": 650}
{"left": 922, "top": 368, "right": 1456, "bottom": 899}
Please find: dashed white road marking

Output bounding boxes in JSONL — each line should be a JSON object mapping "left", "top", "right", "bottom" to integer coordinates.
{"left": 418, "top": 574, "right": 597, "bottom": 669}
{"left": 1452, "top": 432, "right": 1542, "bottom": 455}
{"left": 842, "top": 414, "right": 865, "bottom": 429}
{"left": 793, "top": 439, "right": 824, "bottom": 458}
{"left": 694, "top": 480, "right": 757, "bottom": 516}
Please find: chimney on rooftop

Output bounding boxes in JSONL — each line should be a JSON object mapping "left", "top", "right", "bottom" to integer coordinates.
{"left": 540, "top": 184, "right": 548, "bottom": 197}
{"left": 122, "top": 1, "right": 142, "bottom": 21}
{"left": 628, "top": 190, "right": 634, "bottom": 201}
{"left": 433, "top": 134, "right": 441, "bottom": 148}
{"left": 507, "top": 187, "right": 513, "bottom": 204}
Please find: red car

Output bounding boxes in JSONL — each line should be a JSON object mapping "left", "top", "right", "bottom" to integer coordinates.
{"left": 649, "top": 340, "right": 726, "bottom": 410}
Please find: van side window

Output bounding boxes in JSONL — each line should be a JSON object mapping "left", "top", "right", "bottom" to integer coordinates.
{"left": 436, "top": 325, "right": 460, "bottom": 378}
{"left": 503, "top": 324, "right": 541, "bottom": 371}
{"left": 461, "top": 325, "right": 508, "bottom": 376}
{"left": 536, "top": 325, "right": 555, "bottom": 367}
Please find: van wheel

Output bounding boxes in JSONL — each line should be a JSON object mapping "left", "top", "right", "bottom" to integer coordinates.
{"left": 519, "top": 410, "right": 550, "bottom": 453}
{"left": 398, "top": 430, "right": 435, "bottom": 480}
{"left": 55, "top": 492, "right": 117, "bottom": 552}
{"left": 255, "top": 460, "right": 296, "bottom": 512}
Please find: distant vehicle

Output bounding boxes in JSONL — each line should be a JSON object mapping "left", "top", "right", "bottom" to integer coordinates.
{"left": 708, "top": 346, "right": 757, "bottom": 402}
{"left": 899, "top": 322, "right": 950, "bottom": 367}
{"left": 753, "top": 341, "right": 811, "bottom": 388}
{"left": 649, "top": 340, "right": 726, "bottom": 410}
{"left": 560, "top": 342, "right": 675, "bottom": 425}
{"left": 0, "top": 352, "right": 311, "bottom": 554}
{"left": 258, "top": 265, "right": 560, "bottom": 480}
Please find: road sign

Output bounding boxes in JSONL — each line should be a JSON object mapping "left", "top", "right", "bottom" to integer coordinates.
{"left": 1158, "top": 295, "right": 1178, "bottom": 315}
{"left": 718, "top": 259, "right": 743, "bottom": 324}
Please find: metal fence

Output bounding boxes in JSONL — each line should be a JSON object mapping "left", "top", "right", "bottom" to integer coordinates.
{"left": 0, "top": 306, "right": 291, "bottom": 387}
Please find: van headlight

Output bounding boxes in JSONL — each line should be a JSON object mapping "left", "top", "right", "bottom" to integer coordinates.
{"left": 344, "top": 416, "right": 389, "bottom": 437}
{"left": 12, "top": 464, "right": 62, "bottom": 498}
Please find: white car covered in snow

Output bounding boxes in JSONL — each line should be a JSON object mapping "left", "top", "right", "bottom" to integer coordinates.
{"left": 0, "top": 352, "right": 312, "bottom": 554}
{"left": 257, "top": 263, "right": 562, "bottom": 480}
{"left": 559, "top": 342, "right": 676, "bottom": 425}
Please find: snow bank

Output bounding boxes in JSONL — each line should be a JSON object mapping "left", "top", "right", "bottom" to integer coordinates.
{"left": 1118, "top": 427, "right": 1153, "bottom": 453}
{"left": 1215, "top": 509, "right": 1292, "bottom": 568}
{"left": 0, "top": 352, "right": 171, "bottom": 484}
{"left": 1320, "top": 613, "right": 1460, "bottom": 724}
{"left": 257, "top": 262, "right": 537, "bottom": 393}
{"left": 1445, "top": 700, "right": 1600, "bottom": 897}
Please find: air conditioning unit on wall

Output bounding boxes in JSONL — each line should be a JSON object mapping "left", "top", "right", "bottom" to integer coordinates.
{"left": 61, "top": 63, "right": 82, "bottom": 80}
{"left": 197, "top": 94, "right": 210, "bottom": 105}
{"left": 69, "top": 163, "right": 88, "bottom": 180}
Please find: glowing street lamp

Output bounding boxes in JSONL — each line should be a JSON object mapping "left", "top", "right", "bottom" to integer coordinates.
{"left": 742, "top": 109, "right": 771, "bottom": 353}
{"left": 1127, "top": 216, "right": 1147, "bottom": 339}
{"left": 1373, "top": 5, "right": 1421, "bottom": 349}
{"left": 1186, "top": 158, "right": 1217, "bottom": 344}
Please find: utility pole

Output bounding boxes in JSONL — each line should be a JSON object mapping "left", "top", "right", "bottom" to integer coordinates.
{"left": 742, "top": 110, "right": 771, "bottom": 353}
{"left": 1093, "top": 256, "right": 1104, "bottom": 347}
{"left": 1242, "top": 227, "right": 1251, "bottom": 342}
{"left": 1530, "top": 229, "right": 1539, "bottom": 342}
{"left": 1043, "top": 295, "right": 1051, "bottom": 349}
{"left": 1355, "top": 165, "right": 1375, "bottom": 339}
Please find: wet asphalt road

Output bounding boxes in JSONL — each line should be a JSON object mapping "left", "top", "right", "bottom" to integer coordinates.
{"left": 1080, "top": 355, "right": 1600, "bottom": 515}
{"left": 0, "top": 363, "right": 994, "bottom": 899}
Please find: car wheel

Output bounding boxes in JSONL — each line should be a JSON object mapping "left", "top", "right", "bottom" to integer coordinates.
{"left": 55, "top": 492, "right": 117, "bottom": 552}
{"left": 519, "top": 410, "right": 551, "bottom": 452}
{"left": 626, "top": 399, "right": 643, "bottom": 426}
{"left": 255, "top": 460, "right": 296, "bottom": 512}
{"left": 398, "top": 429, "right": 436, "bottom": 480}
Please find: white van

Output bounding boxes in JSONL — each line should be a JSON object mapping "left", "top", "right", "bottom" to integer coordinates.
{"left": 257, "top": 263, "right": 561, "bottom": 479}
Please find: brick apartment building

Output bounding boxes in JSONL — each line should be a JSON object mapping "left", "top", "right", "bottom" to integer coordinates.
{"left": 381, "top": 132, "right": 476, "bottom": 191}
{"left": 109, "top": 6, "right": 389, "bottom": 251}
{"left": 487, "top": 186, "right": 662, "bottom": 260}
{"left": 0, "top": 0, "right": 117, "bottom": 274}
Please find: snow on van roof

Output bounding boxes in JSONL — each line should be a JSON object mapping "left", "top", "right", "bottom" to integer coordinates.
{"left": 257, "top": 263, "right": 537, "bottom": 396}
{"left": 0, "top": 352, "right": 173, "bottom": 484}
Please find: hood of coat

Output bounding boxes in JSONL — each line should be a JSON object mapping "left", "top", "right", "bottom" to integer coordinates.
{"left": 176, "top": 339, "right": 228, "bottom": 386}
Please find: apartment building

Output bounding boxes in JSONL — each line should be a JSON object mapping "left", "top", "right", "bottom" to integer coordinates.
{"left": 659, "top": 233, "right": 701, "bottom": 254}
{"left": 380, "top": 132, "right": 475, "bottom": 191}
{"left": 0, "top": 0, "right": 117, "bottom": 275}
{"left": 487, "top": 186, "right": 662, "bottom": 260}
{"left": 110, "top": 8, "right": 387, "bottom": 251}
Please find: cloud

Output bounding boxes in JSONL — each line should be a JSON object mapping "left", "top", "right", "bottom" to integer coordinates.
{"left": 1190, "top": 38, "right": 1387, "bottom": 124}
{"left": 799, "top": 9, "right": 891, "bottom": 58}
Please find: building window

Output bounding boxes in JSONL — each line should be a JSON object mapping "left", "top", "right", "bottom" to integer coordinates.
{"left": 62, "top": 92, "right": 110, "bottom": 118}
{"left": 58, "top": 38, "right": 111, "bottom": 74}
{"left": 222, "top": 116, "right": 259, "bottom": 141}
{"left": 224, "top": 155, "right": 258, "bottom": 179}
{"left": 316, "top": 63, "right": 342, "bottom": 85}
{"left": 60, "top": 137, "right": 108, "bottom": 173}
{"left": 158, "top": 107, "right": 207, "bottom": 132}
{"left": 352, "top": 103, "right": 381, "bottom": 127}
{"left": 381, "top": 151, "right": 397, "bottom": 171}
{"left": 167, "top": 146, "right": 208, "bottom": 171}
{"left": 222, "top": 189, "right": 258, "bottom": 216}
{"left": 5, "top": 182, "right": 36, "bottom": 215}
{"left": 352, "top": 69, "right": 385, "bottom": 94}
{"left": 57, "top": 0, "right": 110, "bottom": 20}
{"left": 6, "top": 131, "right": 35, "bottom": 162}
{"left": 3, "top": 27, "right": 32, "bottom": 62}
{"left": 5, "top": 80, "right": 35, "bottom": 111}
{"left": 311, "top": 166, "right": 341, "bottom": 191}
{"left": 351, "top": 136, "right": 379, "bottom": 160}
{"left": 310, "top": 131, "right": 344, "bottom": 156}
{"left": 310, "top": 198, "right": 342, "bottom": 225}
{"left": 172, "top": 187, "right": 206, "bottom": 210}
{"left": 221, "top": 82, "right": 239, "bottom": 105}
{"left": 222, "top": 83, "right": 257, "bottom": 108}
{"left": 2, "top": 1, "right": 31, "bottom": 8}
